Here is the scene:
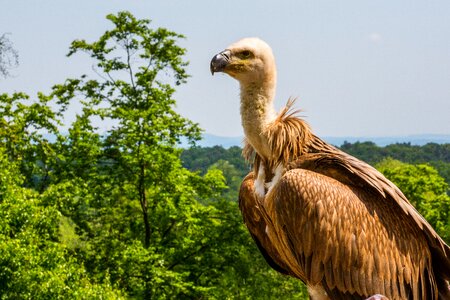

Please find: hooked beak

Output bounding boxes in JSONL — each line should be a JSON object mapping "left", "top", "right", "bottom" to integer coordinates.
{"left": 210, "top": 49, "right": 231, "bottom": 75}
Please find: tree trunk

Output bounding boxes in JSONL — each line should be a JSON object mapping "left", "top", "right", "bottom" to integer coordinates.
{"left": 142, "top": 203, "right": 151, "bottom": 248}
{"left": 138, "top": 162, "right": 151, "bottom": 248}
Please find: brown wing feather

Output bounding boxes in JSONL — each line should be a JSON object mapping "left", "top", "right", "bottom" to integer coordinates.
{"left": 238, "top": 173, "right": 291, "bottom": 275}
{"left": 290, "top": 148, "right": 450, "bottom": 277}
{"left": 262, "top": 168, "right": 435, "bottom": 299}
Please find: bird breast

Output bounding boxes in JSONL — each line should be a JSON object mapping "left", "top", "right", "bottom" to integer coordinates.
{"left": 254, "top": 163, "right": 285, "bottom": 199}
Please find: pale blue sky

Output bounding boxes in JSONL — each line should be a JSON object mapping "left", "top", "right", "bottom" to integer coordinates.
{"left": 1, "top": 1, "right": 449, "bottom": 137}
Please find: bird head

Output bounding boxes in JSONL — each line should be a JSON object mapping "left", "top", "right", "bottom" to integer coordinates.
{"left": 210, "top": 37, "right": 276, "bottom": 85}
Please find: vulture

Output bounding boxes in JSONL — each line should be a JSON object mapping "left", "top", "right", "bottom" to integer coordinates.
{"left": 210, "top": 37, "right": 450, "bottom": 300}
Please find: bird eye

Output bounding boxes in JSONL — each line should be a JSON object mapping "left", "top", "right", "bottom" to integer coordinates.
{"left": 241, "top": 50, "right": 251, "bottom": 58}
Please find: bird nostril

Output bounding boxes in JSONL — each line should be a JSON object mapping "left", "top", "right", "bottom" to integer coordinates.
{"left": 221, "top": 50, "right": 231, "bottom": 61}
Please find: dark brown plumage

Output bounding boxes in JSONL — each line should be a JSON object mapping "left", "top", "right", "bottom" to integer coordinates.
{"left": 211, "top": 37, "right": 450, "bottom": 299}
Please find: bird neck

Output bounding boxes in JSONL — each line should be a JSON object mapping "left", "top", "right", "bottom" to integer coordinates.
{"left": 240, "top": 79, "right": 277, "bottom": 159}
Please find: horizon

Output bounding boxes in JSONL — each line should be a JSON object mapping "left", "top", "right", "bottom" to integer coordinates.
{"left": 192, "top": 133, "right": 450, "bottom": 148}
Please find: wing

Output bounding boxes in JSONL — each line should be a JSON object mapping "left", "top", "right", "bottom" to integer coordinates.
{"left": 289, "top": 151, "right": 450, "bottom": 278}
{"left": 263, "top": 167, "right": 436, "bottom": 299}
{"left": 290, "top": 151, "right": 450, "bottom": 298}
{"left": 239, "top": 173, "right": 291, "bottom": 275}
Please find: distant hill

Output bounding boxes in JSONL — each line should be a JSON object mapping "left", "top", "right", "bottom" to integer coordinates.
{"left": 194, "top": 134, "right": 244, "bottom": 148}
{"left": 192, "top": 133, "right": 450, "bottom": 148}
{"left": 323, "top": 135, "right": 450, "bottom": 147}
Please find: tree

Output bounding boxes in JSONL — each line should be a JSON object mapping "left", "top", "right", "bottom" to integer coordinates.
{"left": 51, "top": 11, "right": 202, "bottom": 248}
{"left": 0, "top": 149, "right": 123, "bottom": 299}
{"left": 0, "top": 92, "right": 60, "bottom": 192}
{"left": 0, "top": 33, "right": 18, "bottom": 78}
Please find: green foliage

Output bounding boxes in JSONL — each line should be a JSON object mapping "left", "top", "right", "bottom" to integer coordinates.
{"left": 209, "top": 160, "right": 244, "bottom": 201}
{"left": 340, "top": 141, "right": 450, "bottom": 187}
{"left": 340, "top": 141, "right": 450, "bottom": 164}
{"left": 182, "top": 145, "right": 249, "bottom": 176}
{"left": 377, "top": 158, "right": 450, "bottom": 243}
{"left": 182, "top": 146, "right": 251, "bottom": 202}
{"left": 0, "top": 92, "right": 61, "bottom": 191}
{"left": 0, "top": 151, "right": 123, "bottom": 299}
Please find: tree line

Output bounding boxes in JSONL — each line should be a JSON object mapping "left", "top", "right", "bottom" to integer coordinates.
{"left": 182, "top": 142, "right": 450, "bottom": 190}
{"left": 1, "top": 11, "right": 449, "bottom": 299}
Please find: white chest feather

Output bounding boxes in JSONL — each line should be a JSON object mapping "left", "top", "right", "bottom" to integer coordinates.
{"left": 254, "top": 163, "right": 285, "bottom": 199}
{"left": 254, "top": 165, "right": 267, "bottom": 199}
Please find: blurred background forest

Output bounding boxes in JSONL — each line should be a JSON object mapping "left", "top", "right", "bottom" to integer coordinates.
{"left": 1, "top": 12, "right": 449, "bottom": 299}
